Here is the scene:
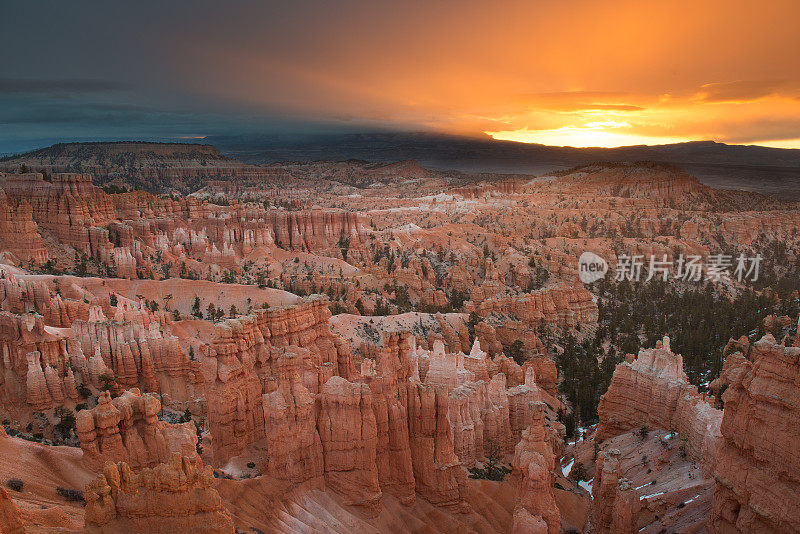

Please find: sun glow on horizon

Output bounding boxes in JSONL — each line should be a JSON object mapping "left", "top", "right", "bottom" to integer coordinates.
{"left": 486, "top": 124, "right": 691, "bottom": 148}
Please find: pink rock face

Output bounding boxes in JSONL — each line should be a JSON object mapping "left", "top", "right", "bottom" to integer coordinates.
{"left": 406, "top": 381, "right": 469, "bottom": 510}
{"left": 262, "top": 367, "right": 324, "bottom": 484}
{"left": 512, "top": 508, "right": 549, "bottom": 534}
{"left": 470, "top": 283, "right": 598, "bottom": 330}
{"left": 72, "top": 317, "right": 199, "bottom": 403}
{"left": 317, "top": 376, "right": 382, "bottom": 515}
{"left": 512, "top": 402, "right": 561, "bottom": 534}
{"left": 508, "top": 368, "right": 548, "bottom": 443}
{"left": 367, "top": 332, "right": 416, "bottom": 505}
{"left": 0, "top": 486, "right": 25, "bottom": 534}
{"left": 0, "top": 171, "right": 366, "bottom": 278}
{"left": 1, "top": 173, "right": 115, "bottom": 259}
{"left": 447, "top": 372, "right": 514, "bottom": 467}
{"left": 0, "top": 185, "right": 47, "bottom": 265}
{"left": 84, "top": 455, "right": 235, "bottom": 533}
{"left": 709, "top": 335, "right": 800, "bottom": 533}
{"left": 0, "top": 310, "right": 76, "bottom": 411}
{"left": 590, "top": 448, "right": 640, "bottom": 534}
{"left": 597, "top": 336, "right": 722, "bottom": 475}
{"left": 77, "top": 389, "right": 198, "bottom": 470}
{"left": 202, "top": 296, "right": 353, "bottom": 464}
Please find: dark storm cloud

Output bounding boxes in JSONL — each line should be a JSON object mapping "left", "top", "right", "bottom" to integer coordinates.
{"left": 1, "top": 1, "right": 799, "bottom": 151}
{"left": 0, "top": 78, "right": 128, "bottom": 94}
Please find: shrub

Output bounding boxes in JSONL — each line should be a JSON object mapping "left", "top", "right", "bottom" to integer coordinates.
{"left": 56, "top": 486, "right": 85, "bottom": 503}
{"left": 6, "top": 479, "right": 23, "bottom": 492}
{"left": 571, "top": 462, "right": 589, "bottom": 482}
{"left": 247, "top": 462, "right": 256, "bottom": 469}
{"left": 467, "top": 439, "right": 511, "bottom": 481}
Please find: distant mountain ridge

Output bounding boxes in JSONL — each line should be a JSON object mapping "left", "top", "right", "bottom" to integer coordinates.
{"left": 206, "top": 132, "right": 800, "bottom": 169}
{"left": 0, "top": 141, "right": 270, "bottom": 193}
{"left": 205, "top": 132, "right": 800, "bottom": 200}
{"left": 2, "top": 134, "right": 800, "bottom": 199}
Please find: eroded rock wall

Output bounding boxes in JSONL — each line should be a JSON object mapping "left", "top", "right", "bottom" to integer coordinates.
{"left": 709, "top": 335, "right": 800, "bottom": 533}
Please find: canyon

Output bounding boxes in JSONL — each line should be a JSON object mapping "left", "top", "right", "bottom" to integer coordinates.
{"left": 0, "top": 143, "right": 798, "bottom": 533}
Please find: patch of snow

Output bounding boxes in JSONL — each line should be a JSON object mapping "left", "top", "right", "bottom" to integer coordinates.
{"left": 578, "top": 478, "right": 593, "bottom": 493}
{"left": 683, "top": 493, "right": 702, "bottom": 505}
{"left": 562, "top": 458, "right": 575, "bottom": 477}
{"left": 640, "top": 491, "right": 665, "bottom": 500}
{"left": 418, "top": 192, "right": 457, "bottom": 202}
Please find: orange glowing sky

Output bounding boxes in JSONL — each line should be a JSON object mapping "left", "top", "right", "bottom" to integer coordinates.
{"left": 186, "top": 0, "right": 800, "bottom": 148}
{"left": 3, "top": 0, "right": 800, "bottom": 149}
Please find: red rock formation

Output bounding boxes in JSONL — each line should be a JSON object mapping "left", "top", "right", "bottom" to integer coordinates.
{"left": 0, "top": 185, "right": 47, "bottom": 265}
{"left": 84, "top": 455, "right": 234, "bottom": 533}
{"left": 406, "top": 381, "right": 469, "bottom": 510}
{"left": 553, "top": 162, "right": 715, "bottom": 207}
{"left": 468, "top": 283, "right": 598, "bottom": 330}
{"left": 512, "top": 508, "right": 549, "bottom": 533}
{"left": 366, "top": 331, "right": 416, "bottom": 505}
{"left": 0, "top": 311, "right": 76, "bottom": 411}
{"left": 590, "top": 448, "right": 639, "bottom": 534}
{"left": 448, "top": 372, "right": 514, "bottom": 467}
{"left": 1, "top": 173, "right": 116, "bottom": 258}
{"left": 0, "top": 486, "right": 25, "bottom": 534}
{"left": 709, "top": 335, "right": 800, "bottom": 533}
{"left": 508, "top": 368, "right": 548, "bottom": 443}
{"left": 511, "top": 402, "right": 561, "bottom": 534}
{"left": 201, "top": 297, "right": 352, "bottom": 464}
{"left": 77, "top": 389, "right": 198, "bottom": 470}
{"left": 317, "top": 376, "right": 382, "bottom": 515}
{"left": 597, "top": 336, "right": 722, "bottom": 474}
{"left": 72, "top": 317, "right": 201, "bottom": 405}
{"left": 261, "top": 350, "right": 324, "bottom": 484}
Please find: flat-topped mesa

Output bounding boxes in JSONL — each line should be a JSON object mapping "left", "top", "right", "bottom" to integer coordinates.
{"left": 84, "top": 455, "right": 234, "bottom": 533}
{"left": 553, "top": 162, "right": 714, "bottom": 207}
{"left": 511, "top": 401, "right": 561, "bottom": 534}
{"left": 77, "top": 389, "right": 198, "bottom": 470}
{"left": 709, "top": 335, "right": 800, "bottom": 533}
{"left": 596, "top": 336, "right": 722, "bottom": 475}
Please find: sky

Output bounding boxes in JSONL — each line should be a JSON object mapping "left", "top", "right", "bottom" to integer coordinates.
{"left": 2, "top": 0, "right": 800, "bottom": 153}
